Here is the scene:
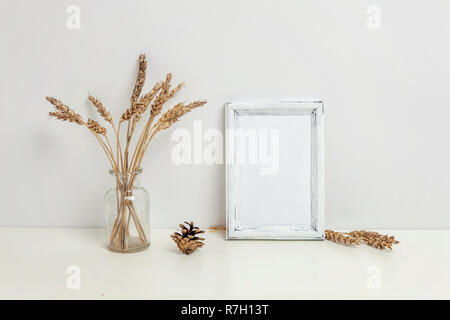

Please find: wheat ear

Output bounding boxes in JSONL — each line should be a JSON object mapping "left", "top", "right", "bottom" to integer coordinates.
{"left": 325, "top": 229, "right": 400, "bottom": 250}
{"left": 88, "top": 95, "right": 113, "bottom": 125}
{"left": 120, "top": 54, "right": 147, "bottom": 122}
{"left": 346, "top": 230, "right": 400, "bottom": 250}
{"left": 46, "top": 97, "right": 84, "bottom": 125}
{"left": 325, "top": 230, "right": 360, "bottom": 246}
{"left": 120, "top": 54, "right": 148, "bottom": 171}
{"left": 131, "top": 54, "right": 147, "bottom": 106}
{"left": 132, "top": 100, "right": 207, "bottom": 172}
{"left": 133, "top": 81, "right": 163, "bottom": 121}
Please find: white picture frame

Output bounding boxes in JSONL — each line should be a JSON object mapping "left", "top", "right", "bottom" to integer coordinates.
{"left": 225, "top": 100, "right": 325, "bottom": 240}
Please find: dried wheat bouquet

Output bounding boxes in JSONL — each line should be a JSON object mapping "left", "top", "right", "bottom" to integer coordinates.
{"left": 46, "top": 54, "right": 207, "bottom": 250}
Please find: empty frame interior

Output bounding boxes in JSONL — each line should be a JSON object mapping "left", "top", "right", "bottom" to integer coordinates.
{"left": 226, "top": 101, "right": 324, "bottom": 239}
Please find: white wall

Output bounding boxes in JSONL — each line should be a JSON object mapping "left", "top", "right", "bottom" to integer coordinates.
{"left": 1, "top": 0, "right": 449, "bottom": 228}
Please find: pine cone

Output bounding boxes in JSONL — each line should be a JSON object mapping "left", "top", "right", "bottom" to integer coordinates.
{"left": 170, "top": 221, "right": 205, "bottom": 254}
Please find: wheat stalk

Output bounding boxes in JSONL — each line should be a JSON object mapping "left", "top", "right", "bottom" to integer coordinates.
{"left": 131, "top": 54, "right": 147, "bottom": 106}
{"left": 325, "top": 230, "right": 360, "bottom": 246}
{"left": 120, "top": 54, "right": 148, "bottom": 123}
{"left": 131, "top": 100, "right": 207, "bottom": 172}
{"left": 47, "top": 97, "right": 84, "bottom": 125}
{"left": 149, "top": 73, "right": 172, "bottom": 117}
{"left": 88, "top": 95, "right": 113, "bottom": 125}
{"left": 86, "top": 119, "right": 107, "bottom": 135}
{"left": 154, "top": 100, "right": 207, "bottom": 131}
{"left": 129, "top": 75, "right": 186, "bottom": 171}
{"left": 325, "top": 229, "right": 399, "bottom": 250}
{"left": 346, "top": 230, "right": 399, "bottom": 250}
{"left": 134, "top": 81, "right": 163, "bottom": 121}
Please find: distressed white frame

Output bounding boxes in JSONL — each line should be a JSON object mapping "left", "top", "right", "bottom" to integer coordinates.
{"left": 225, "top": 100, "right": 325, "bottom": 240}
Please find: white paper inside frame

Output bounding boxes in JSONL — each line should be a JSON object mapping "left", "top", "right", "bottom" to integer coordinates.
{"left": 225, "top": 101, "right": 324, "bottom": 240}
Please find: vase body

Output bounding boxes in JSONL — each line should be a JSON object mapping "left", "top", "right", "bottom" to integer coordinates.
{"left": 105, "top": 169, "right": 150, "bottom": 253}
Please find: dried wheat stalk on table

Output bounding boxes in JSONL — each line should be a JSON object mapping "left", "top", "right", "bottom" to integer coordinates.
{"left": 325, "top": 229, "right": 399, "bottom": 250}
{"left": 46, "top": 54, "right": 207, "bottom": 251}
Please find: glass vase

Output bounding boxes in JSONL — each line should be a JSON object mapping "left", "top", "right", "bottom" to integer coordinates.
{"left": 105, "top": 169, "right": 150, "bottom": 253}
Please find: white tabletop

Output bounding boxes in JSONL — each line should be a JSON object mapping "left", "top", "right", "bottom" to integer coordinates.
{"left": 1, "top": 228, "right": 448, "bottom": 299}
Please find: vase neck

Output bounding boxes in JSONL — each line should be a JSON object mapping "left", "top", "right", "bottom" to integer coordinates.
{"left": 110, "top": 169, "right": 142, "bottom": 189}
